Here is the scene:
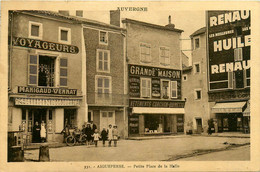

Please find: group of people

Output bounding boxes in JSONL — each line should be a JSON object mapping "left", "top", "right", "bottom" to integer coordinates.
{"left": 32, "top": 121, "right": 47, "bottom": 143}
{"left": 83, "top": 123, "right": 119, "bottom": 147}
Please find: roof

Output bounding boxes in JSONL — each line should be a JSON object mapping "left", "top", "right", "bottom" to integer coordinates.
{"left": 13, "top": 10, "right": 125, "bottom": 31}
{"left": 122, "top": 18, "right": 183, "bottom": 33}
{"left": 190, "top": 27, "right": 206, "bottom": 38}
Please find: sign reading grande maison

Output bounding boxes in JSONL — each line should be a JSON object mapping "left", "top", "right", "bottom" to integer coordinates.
{"left": 129, "top": 64, "right": 181, "bottom": 79}
{"left": 12, "top": 37, "right": 79, "bottom": 54}
{"left": 18, "top": 86, "right": 77, "bottom": 95}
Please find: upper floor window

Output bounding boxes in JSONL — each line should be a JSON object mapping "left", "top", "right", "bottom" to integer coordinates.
{"left": 161, "top": 80, "right": 178, "bottom": 99}
{"left": 160, "top": 46, "right": 170, "bottom": 66}
{"left": 140, "top": 43, "right": 151, "bottom": 63}
{"left": 194, "top": 37, "right": 200, "bottom": 49}
{"left": 234, "top": 48, "right": 243, "bottom": 61}
{"left": 59, "top": 27, "right": 71, "bottom": 44}
{"left": 96, "top": 75, "right": 111, "bottom": 94}
{"left": 194, "top": 89, "right": 202, "bottom": 100}
{"left": 141, "top": 78, "right": 151, "bottom": 98}
{"left": 194, "top": 62, "right": 200, "bottom": 74}
{"left": 99, "top": 31, "right": 108, "bottom": 45}
{"left": 29, "top": 21, "right": 43, "bottom": 39}
{"left": 97, "top": 49, "right": 110, "bottom": 73}
{"left": 183, "top": 74, "right": 187, "bottom": 81}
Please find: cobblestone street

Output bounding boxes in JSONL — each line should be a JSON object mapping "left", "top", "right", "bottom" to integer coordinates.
{"left": 24, "top": 136, "right": 250, "bottom": 161}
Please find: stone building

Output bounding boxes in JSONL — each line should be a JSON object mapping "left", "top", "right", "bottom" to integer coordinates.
{"left": 123, "top": 17, "right": 185, "bottom": 137}
{"left": 8, "top": 10, "right": 87, "bottom": 143}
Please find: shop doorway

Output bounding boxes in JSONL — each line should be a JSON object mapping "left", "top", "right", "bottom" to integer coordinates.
{"left": 64, "top": 109, "right": 77, "bottom": 128}
{"left": 34, "top": 108, "right": 47, "bottom": 124}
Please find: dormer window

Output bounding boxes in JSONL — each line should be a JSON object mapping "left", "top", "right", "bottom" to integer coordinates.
{"left": 99, "top": 31, "right": 108, "bottom": 45}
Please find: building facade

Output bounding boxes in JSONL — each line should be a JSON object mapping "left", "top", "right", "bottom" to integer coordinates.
{"left": 123, "top": 18, "right": 185, "bottom": 137}
{"left": 8, "top": 11, "right": 87, "bottom": 143}
{"left": 182, "top": 27, "right": 212, "bottom": 134}
{"left": 83, "top": 11, "right": 128, "bottom": 138}
{"left": 207, "top": 10, "right": 250, "bottom": 132}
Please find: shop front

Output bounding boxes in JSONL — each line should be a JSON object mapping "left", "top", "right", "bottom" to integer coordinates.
{"left": 129, "top": 100, "right": 185, "bottom": 136}
{"left": 9, "top": 91, "right": 82, "bottom": 143}
{"left": 211, "top": 101, "right": 250, "bottom": 133}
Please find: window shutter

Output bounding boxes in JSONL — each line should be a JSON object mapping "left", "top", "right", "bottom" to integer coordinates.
{"left": 171, "top": 81, "right": 177, "bottom": 98}
{"left": 147, "top": 80, "right": 151, "bottom": 97}
{"left": 238, "top": 48, "right": 243, "bottom": 61}
{"left": 28, "top": 54, "right": 38, "bottom": 86}
{"left": 243, "top": 70, "right": 247, "bottom": 88}
{"left": 60, "top": 58, "right": 68, "bottom": 87}
{"left": 228, "top": 71, "right": 233, "bottom": 88}
{"left": 141, "top": 79, "right": 146, "bottom": 97}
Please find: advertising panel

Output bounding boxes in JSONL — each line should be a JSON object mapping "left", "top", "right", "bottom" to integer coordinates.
{"left": 207, "top": 11, "right": 250, "bottom": 91}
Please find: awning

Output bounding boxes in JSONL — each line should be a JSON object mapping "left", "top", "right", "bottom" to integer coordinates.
{"left": 212, "top": 101, "right": 247, "bottom": 113}
{"left": 132, "top": 107, "right": 185, "bottom": 114}
{"left": 243, "top": 101, "right": 250, "bottom": 116}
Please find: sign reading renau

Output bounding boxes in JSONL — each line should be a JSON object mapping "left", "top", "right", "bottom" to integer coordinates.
{"left": 207, "top": 10, "right": 251, "bottom": 91}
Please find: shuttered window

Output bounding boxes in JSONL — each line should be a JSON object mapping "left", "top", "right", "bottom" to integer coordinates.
{"left": 141, "top": 78, "right": 151, "bottom": 98}
{"left": 234, "top": 48, "right": 243, "bottom": 61}
{"left": 97, "top": 49, "right": 110, "bottom": 72}
{"left": 28, "top": 54, "right": 38, "bottom": 86}
{"left": 60, "top": 58, "right": 68, "bottom": 87}
{"left": 171, "top": 81, "right": 177, "bottom": 98}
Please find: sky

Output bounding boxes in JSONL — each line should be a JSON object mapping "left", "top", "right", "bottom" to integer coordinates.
{"left": 70, "top": 10, "right": 206, "bottom": 58}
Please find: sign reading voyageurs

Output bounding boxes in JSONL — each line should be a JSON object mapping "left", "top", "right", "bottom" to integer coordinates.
{"left": 207, "top": 10, "right": 251, "bottom": 91}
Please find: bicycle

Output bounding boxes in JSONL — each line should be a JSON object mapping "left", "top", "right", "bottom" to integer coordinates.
{"left": 65, "top": 128, "right": 87, "bottom": 146}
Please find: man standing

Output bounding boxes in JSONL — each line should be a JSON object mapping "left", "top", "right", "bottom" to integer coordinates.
{"left": 90, "top": 121, "right": 97, "bottom": 144}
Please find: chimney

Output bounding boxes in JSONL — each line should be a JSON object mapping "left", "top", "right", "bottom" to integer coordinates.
{"left": 58, "top": 10, "right": 69, "bottom": 16}
{"left": 110, "top": 10, "right": 120, "bottom": 27}
{"left": 76, "top": 10, "right": 83, "bottom": 17}
{"left": 165, "top": 15, "right": 175, "bottom": 29}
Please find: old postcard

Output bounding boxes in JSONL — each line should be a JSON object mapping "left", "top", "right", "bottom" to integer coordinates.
{"left": 0, "top": 1, "right": 259, "bottom": 171}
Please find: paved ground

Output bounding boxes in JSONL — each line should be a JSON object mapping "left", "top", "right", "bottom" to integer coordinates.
{"left": 24, "top": 136, "right": 250, "bottom": 161}
{"left": 177, "top": 145, "right": 250, "bottom": 161}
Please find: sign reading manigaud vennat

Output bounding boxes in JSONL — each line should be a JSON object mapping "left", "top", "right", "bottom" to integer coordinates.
{"left": 207, "top": 11, "right": 250, "bottom": 91}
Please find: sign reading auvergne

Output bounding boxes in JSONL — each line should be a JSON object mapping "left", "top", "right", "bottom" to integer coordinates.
{"left": 207, "top": 10, "right": 250, "bottom": 90}
{"left": 12, "top": 37, "right": 79, "bottom": 54}
{"left": 18, "top": 86, "right": 77, "bottom": 95}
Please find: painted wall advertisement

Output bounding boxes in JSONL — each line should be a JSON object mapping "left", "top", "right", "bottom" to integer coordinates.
{"left": 128, "top": 64, "right": 181, "bottom": 99}
{"left": 207, "top": 10, "right": 250, "bottom": 91}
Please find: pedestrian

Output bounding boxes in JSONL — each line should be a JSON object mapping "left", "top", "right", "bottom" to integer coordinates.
{"left": 40, "top": 121, "right": 46, "bottom": 142}
{"left": 101, "top": 128, "right": 108, "bottom": 147}
{"left": 107, "top": 124, "right": 113, "bottom": 147}
{"left": 112, "top": 125, "right": 119, "bottom": 147}
{"left": 92, "top": 129, "right": 101, "bottom": 147}
{"left": 32, "top": 121, "right": 41, "bottom": 143}
{"left": 90, "top": 121, "right": 97, "bottom": 144}
{"left": 61, "top": 120, "right": 70, "bottom": 143}
{"left": 85, "top": 123, "right": 92, "bottom": 147}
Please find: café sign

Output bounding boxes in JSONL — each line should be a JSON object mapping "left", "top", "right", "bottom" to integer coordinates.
{"left": 15, "top": 97, "right": 80, "bottom": 106}
{"left": 12, "top": 37, "right": 79, "bottom": 54}
{"left": 18, "top": 86, "right": 77, "bottom": 95}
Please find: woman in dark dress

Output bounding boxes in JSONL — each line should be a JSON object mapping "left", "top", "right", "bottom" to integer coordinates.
{"left": 32, "top": 121, "right": 41, "bottom": 143}
{"left": 85, "top": 123, "right": 92, "bottom": 147}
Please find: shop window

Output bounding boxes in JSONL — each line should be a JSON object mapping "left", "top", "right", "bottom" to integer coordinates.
{"left": 59, "top": 27, "right": 71, "bottom": 44}
{"left": 171, "top": 81, "right": 177, "bottom": 98}
{"left": 28, "top": 110, "right": 33, "bottom": 132}
{"left": 140, "top": 43, "right": 151, "bottom": 63}
{"left": 64, "top": 109, "right": 77, "bottom": 128}
{"left": 96, "top": 75, "right": 111, "bottom": 94}
{"left": 194, "top": 89, "right": 202, "bottom": 100}
{"left": 145, "top": 115, "right": 161, "bottom": 133}
{"left": 194, "top": 37, "right": 200, "bottom": 49}
{"left": 38, "top": 56, "right": 55, "bottom": 87}
{"left": 22, "top": 109, "right": 26, "bottom": 121}
{"left": 49, "top": 110, "right": 53, "bottom": 120}
{"left": 141, "top": 78, "right": 151, "bottom": 98}
{"left": 88, "top": 111, "right": 93, "bottom": 122}
{"left": 97, "top": 49, "right": 110, "bottom": 72}
{"left": 99, "top": 31, "right": 108, "bottom": 45}
{"left": 194, "top": 62, "right": 200, "bottom": 74}
{"left": 60, "top": 58, "right": 68, "bottom": 87}
{"left": 234, "top": 70, "right": 244, "bottom": 89}
{"left": 161, "top": 80, "right": 170, "bottom": 99}
{"left": 100, "top": 111, "right": 115, "bottom": 130}
{"left": 234, "top": 48, "right": 243, "bottom": 61}
{"left": 29, "top": 21, "right": 42, "bottom": 39}
{"left": 160, "top": 46, "right": 170, "bottom": 66}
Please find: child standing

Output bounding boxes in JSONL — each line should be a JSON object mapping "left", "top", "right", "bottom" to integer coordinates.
{"left": 112, "top": 125, "right": 119, "bottom": 147}
{"left": 101, "top": 128, "right": 108, "bottom": 147}
{"left": 92, "top": 129, "right": 100, "bottom": 147}
{"left": 107, "top": 124, "right": 113, "bottom": 147}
